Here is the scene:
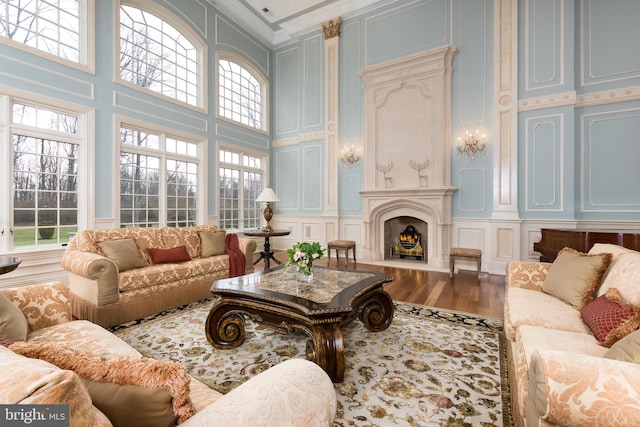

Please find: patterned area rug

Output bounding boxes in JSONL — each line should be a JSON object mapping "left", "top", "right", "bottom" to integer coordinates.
{"left": 112, "top": 299, "right": 512, "bottom": 426}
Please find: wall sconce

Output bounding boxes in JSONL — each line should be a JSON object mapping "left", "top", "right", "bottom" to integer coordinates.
{"left": 340, "top": 144, "right": 361, "bottom": 167}
{"left": 457, "top": 130, "right": 486, "bottom": 160}
{"left": 255, "top": 187, "right": 280, "bottom": 232}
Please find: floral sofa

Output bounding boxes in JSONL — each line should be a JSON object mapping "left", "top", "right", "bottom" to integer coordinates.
{"left": 0, "top": 281, "right": 337, "bottom": 426}
{"left": 504, "top": 243, "right": 640, "bottom": 427}
{"left": 61, "top": 226, "right": 256, "bottom": 328}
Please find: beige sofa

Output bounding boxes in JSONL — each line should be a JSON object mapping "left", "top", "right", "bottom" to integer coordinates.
{"left": 61, "top": 226, "right": 256, "bottom": 328}
{"left": 0, "top": 282, "right": 337, "bottom": 426}
{"left": 504, "top": 243, "right": 640, "bottom": 427}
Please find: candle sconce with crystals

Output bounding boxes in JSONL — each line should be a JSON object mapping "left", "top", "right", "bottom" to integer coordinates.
{"left": 376, "top": 161, "right": 394, "bottom": 188}
{"left": 340, "top": 145, "right": 361, "bottom": 167}
{"left": 457, "top": 130, "right": 487, "bottom": 159}
{"left": 409, "top": 159, "right": 430, "bottom": 187}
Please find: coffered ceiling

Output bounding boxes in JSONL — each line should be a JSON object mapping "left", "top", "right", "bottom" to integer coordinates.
{"left": 208, "top": 0, "right": 398, "bottom": 47}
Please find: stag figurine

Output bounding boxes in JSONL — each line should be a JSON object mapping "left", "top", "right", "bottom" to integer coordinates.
{"left": 409, "top": 159, "right": 430, "bottom": 187}
{"left": 376, "top": 162, "right": 394, "bottom": 188}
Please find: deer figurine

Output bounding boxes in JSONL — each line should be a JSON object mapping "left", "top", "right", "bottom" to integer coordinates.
{"left": 376, "top": 162, "right": 394, "bottom": 188}
{"left": 409, "top": 160, "right": 430, "bottom": 187}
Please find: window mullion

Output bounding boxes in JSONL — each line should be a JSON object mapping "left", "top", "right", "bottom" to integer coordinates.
{"left": 159, "top": 153, "right": 167, "bottom": 227}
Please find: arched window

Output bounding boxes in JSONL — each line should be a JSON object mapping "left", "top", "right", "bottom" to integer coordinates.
{"left": 119, "top": 1, "right": 205, "bottom": 108}
{"left": 0, "top": 0, "right": 93, "bottom": 70}
{"left": 218, "top": 54, "right": 268, "bottom": 131}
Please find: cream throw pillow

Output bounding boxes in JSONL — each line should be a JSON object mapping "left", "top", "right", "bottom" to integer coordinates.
{"left": 596, "top": 251, "right": 640, "bottom": 305}
{"left": 98, "top": 238, "right": 147, "bottom": 271}
{"left": 604, "top": 328, "right": 640, "bottom": 363}
{"left": 541, "top": 247, "right": 612, "bottom": 309}
{"left": 199, "top": 230, "right": 226, "bottom": 257}
{"left": 0, "top": 345, "right": 111, "bottom": 425}
{"left": 0, "top": 292, "right": 28, "bottom": 341}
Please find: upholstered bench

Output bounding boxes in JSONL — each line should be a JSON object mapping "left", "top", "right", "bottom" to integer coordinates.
{"left": 449, "top": 247, "right": 482, "bottom": 280}
{"left": 327, "top": 240, "right": 356, "bottom": 267}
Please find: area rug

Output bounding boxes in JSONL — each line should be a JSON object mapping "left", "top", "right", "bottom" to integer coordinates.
{"left": 112, "top": 299, "right": 512, "bottom": 426}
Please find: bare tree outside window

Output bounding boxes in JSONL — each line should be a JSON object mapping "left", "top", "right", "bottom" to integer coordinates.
{"left": 0, "top": 0, "right": 81, "bottom": 63}
{"left": 218, "top": 149, "right": 263, "bottom": 230}
{"left": 119, "top": 4, "right": 198, "bottom": 106}
{"left": 218, "top": 59, "right": 263, "bottom": 129}
{"left": 12, "top": 103, "right": 79, "bottom": 247}
{"left": 119, "top": 126, "right": 199, "bottom": 228}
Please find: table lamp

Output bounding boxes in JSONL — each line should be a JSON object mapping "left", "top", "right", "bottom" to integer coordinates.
{"left": 255, "top": 187, "right": 280, "bottom": 232}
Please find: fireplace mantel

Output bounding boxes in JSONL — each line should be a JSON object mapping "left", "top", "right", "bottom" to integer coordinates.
{"left": 360, "top": 187, "right": 457, "bottom": 198}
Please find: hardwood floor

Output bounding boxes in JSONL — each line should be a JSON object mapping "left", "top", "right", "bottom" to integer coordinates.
{"left": 254, "top": 251, "right": 506, "bottom": 319}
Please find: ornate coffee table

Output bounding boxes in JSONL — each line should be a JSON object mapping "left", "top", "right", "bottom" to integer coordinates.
{"left": 205, "top": 265, "right": 394, "bottom": 382}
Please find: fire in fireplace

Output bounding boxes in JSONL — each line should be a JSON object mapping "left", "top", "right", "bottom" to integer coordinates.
{"left": 390, "top": 225, "right": 426, "bottom": 260}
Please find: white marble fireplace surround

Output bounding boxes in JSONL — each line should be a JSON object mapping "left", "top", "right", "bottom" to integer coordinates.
{"left": 359, "top": 46, "right": 457, "bottom": 269}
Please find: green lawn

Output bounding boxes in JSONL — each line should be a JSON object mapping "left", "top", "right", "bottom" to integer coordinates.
{"left": 13, "top": 226, "right": 78, "bottom": 247}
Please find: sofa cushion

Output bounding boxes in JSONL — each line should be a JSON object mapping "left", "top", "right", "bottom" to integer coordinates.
{"left": 0, "top": 291, "right": 28, "bottom": 341}
{"left": 541, "top": 247, "right": 612, "bottom": 309}
{"left": 82, "top": 228, "right": 164, "bottom": 265}
{"left": 512, "top": 325, "right": 608, "bottom": 416}
{"left": 118, "top": 257, "right": 229, "bottom": 292}
{"left": 10, "top": 341, "right": 195, "bottom": 427}
{"left": 0, "top": 345, "right": 111, "bottom": 426}
{"left": 148, "top": 246, "right": 191, "bottom": 264}
{"left": 596, "top": 251, "right": 640, "bottom": 305}
{"left": 1, "top": 281, "right": 72, "bottom": 332}
{"left": 199, "top": 230, "right": 227, "bottom": 257}
{"left": 588, "top": 243, "right": 639, "bottom": 258}
{"left": 98, "top": 238, "right": 147, "bottom": 272}
{"left": 581, "top": 288, "right": 640, "bottom": 347}
{"left": 604, "top": 329, "right": 640, "bottom": 363}
{"left": 27, "top": 319, "right": 141, "bottom": 359}
{"left": 504, "top": 287, "right": 591, "bottom": 341}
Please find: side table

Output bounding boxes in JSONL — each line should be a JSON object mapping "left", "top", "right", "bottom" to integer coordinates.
{"left": 242, "top": 229, "right": 291, "bottom": 270}
{"left": 0, "top": 256, "right": 22, "bottom": 275}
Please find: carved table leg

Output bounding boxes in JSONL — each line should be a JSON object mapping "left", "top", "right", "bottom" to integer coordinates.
{"left": 205, "top": 302, "right": 246, "bottom": 349}
{"left": 305, "top": 323, "right": 345, "bottom": 382}
{"left": 359, "top": 290, "right": 394, "bottom": 332}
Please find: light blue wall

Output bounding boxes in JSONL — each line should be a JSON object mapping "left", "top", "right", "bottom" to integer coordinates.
{"left": 272, "top": 0, "right": 494, "bottom": 218}
{"left": 0, "top": 0, "right": 270, "bottom": 222}
{"left": 519, "top": 0, "right": 640, "bottom": 222}
{"left": 272, "top": 0, "right": 640, "bottom": 224}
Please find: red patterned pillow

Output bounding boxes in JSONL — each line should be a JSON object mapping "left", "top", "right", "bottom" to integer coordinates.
{"left": 581, "top": 288, "right": 640, "bottom": 347}
{"left": 0, "top": 336, "right": 15, "bottom": 347}
{"left": 148, "top": 246, "right": 191, "bottom": 264}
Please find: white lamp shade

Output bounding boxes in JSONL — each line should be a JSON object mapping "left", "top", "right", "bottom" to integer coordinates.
{"left": 255, "top": 187, "right": 280, "bottom": 203}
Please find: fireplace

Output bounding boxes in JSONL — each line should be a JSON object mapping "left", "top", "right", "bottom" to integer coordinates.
{"left": 385, "top": 218, "right": 427, "bottom": 261}
{"left": 359, "top": 46, "right": 457, "bottom": 270}
{"left": 361, "top": 188, "right": 455, "bottom": 269}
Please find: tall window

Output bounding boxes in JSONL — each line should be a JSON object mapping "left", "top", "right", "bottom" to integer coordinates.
{"left": 218, "top": 55, "right": 267, "bottom": 131}
{"left": 119, "top": 3, "right": 203, "bottom": 108}
{"left": 119, "top": 124, "right": 202, "bottom": 228}
{"left": 2, "top": 97, "right": 90, "bottom": 251}
{"left": 0, "top": 0, "right": 91, "bottom": 68}
{"left": 219, "top": 148, "right": 264, "bottom": 230}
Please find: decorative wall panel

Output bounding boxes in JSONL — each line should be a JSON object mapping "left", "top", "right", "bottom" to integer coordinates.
{"left": 581, "top": 108, "right": 640, "bottom": 212}
{"left": 275, "top": 48, "right": 300, "bottom": 135}
{"left": 526, "top": 115, "right": 563, "bottom": 212}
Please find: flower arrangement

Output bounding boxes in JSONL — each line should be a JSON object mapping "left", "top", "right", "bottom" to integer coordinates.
{"left": 285, "top": 241, "right": 325, "bottom": 277}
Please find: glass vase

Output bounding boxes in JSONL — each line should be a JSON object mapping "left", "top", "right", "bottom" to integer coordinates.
{"left": 296, "top": 266, "right": 314, "bottom": 282}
